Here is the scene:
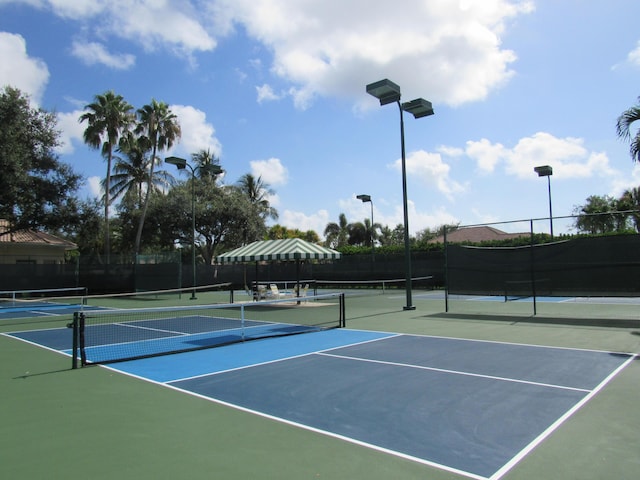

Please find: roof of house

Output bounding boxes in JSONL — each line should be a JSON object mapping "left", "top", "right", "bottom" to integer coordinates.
{"left": 428, "top": 226, "right": 528, "bottom": 244}
{"left": 0, "top": 219, "right": 77, "bottom": 249}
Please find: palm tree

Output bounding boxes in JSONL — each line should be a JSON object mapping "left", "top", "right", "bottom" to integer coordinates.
{"left": 236, "top": 173, "right": 278, "bottom": 221}
{"left": 619, "top": 187, "right": 640, "bottom": 232}
{"left": 133, "top": 99, "right": 181, "bottom": 254}
{"left": 362, "top": 217, "right": 382, "bottom": 248}
{"left": 107, "top": 133, "right": 174, "bottom": 208}
{"left": 79, "top": 91, "right": 134, "bottom": 261}
{"left": 616, "top": 97, "right": 640, "bottom": 163}
{"left": 191, "top": 149, "right": 223, "bottom": 179}
{"left": 324, "top": 213, "right": 349, "bottom": 248}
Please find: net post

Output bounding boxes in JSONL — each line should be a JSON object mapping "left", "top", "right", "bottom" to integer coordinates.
{"left": 339, "top": 293, "right": 346, "bottom": 327}
{"left": 240, "top": 303, "right": 245, "bottom": 341}
{"left": 79, "top": 312, "right": 87, "bottom": 367}
{"left": 70, "top": 313, "right": 79, "bottom": 369}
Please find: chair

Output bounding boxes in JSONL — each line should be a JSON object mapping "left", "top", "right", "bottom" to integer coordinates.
{"left": 253, "top": 284, "right": 267, "bottom": 301}
{"left": 269, "top": 284, "right": 285, "bottom": 298}
{"left": 299, "top": 284, "right": 309, "bottom": 302}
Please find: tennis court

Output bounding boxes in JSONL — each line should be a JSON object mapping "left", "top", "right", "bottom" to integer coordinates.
{"left": 2, "top": 289, "right": 639, "bottom": 480}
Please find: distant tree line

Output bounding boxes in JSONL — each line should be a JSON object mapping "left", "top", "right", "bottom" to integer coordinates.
{"left": 3, "top": 86, "right": 640, "bottom": 261}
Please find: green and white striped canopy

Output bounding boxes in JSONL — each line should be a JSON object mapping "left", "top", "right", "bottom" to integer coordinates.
{"left": 217, "top": 238, "right": 341, "bottom": 263}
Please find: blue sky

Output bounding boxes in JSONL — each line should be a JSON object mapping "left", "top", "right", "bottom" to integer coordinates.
{"left": 1, "top": 0, "right": 640, "bottom": 238}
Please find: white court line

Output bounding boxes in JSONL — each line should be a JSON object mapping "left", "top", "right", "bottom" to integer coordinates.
{"left": 490, "top": 354, "right": 637, "bottom": 480}
{"left": 316, "top": 352, "right": 591, "bottom": 393}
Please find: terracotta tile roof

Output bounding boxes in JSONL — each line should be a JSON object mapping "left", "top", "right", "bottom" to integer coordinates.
{"left": 0, "top": 220, "right": 77, "bottom": 249}
{"left": 429, "top": 226, "right": 528, "bottom": 244}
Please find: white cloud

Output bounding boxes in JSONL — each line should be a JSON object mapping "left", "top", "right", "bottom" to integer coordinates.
{"left": 279, "top": 209, "right": 330, "bottom": 236}
{"left": 610, "top": 163, "right": 640, "bottom": 198}
{"left": 87, "top": 175, "right": 103, "bottom": 198}
{"left": 111, "top": 1, "right": 216, "bottom": 58}
{"left": 17, "top": 0, "right": 216, "bottom": 61}
{"left": 626, "top": 40, "right": 640, "bottom": 68}
{"left": 464, "top": 132, "right": 617, "bottom": 179}
{"left": 256, "top": 84, "right": 282, "bottom": 103}
{"left": 45, "top": 0, "right": 106, "bottom": 19}
{"left": 250, "top": 157, "right": 289, "bottom": 186}
{"left": 0, "top": 31, "right": 49, "bottom": 103}
{"left": 217, "top": 0, "right": 534, "bottom": 108}
{"left": 170, "top": 104, "right": 222, "bottom": 158}
{"left": 389, "top": 149, "right": 466, "bottom": 200}
{"left": 464, "top": 138, "right": 507, "bottom": 173}
{"left": 6, "top": 1, "right": 534, "bottom": 108}
{"left": 54, "top": 109, "right": 85, "bottom": 154}
{"left": 71, "top": 40, "right": 135, "bottom": 70}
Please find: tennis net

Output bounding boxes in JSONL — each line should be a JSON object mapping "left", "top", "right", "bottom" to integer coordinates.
{"left": 70, "top": 292, "right": 345, "bottom": 367}
{"left": 317, "top": 276, "right": 434, "bottom": 296}
{"left": 0, "top": 286, "right": 88, "bottom": 310}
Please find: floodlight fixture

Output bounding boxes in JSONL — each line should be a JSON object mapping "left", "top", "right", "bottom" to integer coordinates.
{"left": 534, "top": 165, "right": 553, "bottom": 177}
{"left": 165, "top": 156, "right": 187, "bottom": 169}
{"left": 366, "top": 79, "right": 401, "bottom": 105}
{"left": 402, "top": 98, "right": 435, "bottom": 119}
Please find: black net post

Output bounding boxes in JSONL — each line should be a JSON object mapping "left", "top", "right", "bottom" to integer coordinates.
{"left": 340, "top": 293, "right": 346, "bottom": 327}
{"left": 79, "top": 312, "right": 86, "bottom": 367}
{"left": 69, "top": 313, "right": 79, "bottom": 369}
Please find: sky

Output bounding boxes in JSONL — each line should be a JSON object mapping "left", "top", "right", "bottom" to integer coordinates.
{"left": 1, "top": 0, "right": 640, "bottom": 238}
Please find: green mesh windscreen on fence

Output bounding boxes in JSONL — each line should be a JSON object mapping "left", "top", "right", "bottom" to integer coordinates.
{"left": 447, "top": 234, "right": 640, "bottom": 298}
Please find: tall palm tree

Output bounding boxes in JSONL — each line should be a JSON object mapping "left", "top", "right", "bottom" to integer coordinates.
{"left": 362, "top": 217, "right": 382, "bottom": 248}
{"left": 236, "top": 173, "right": 278, "bottom": 221}
{"left": 616, "top": 97, "right": 640, "bottom": 163}
{"left": 620, "top": 186, "right": 640, "bottom": 232}
{"left": 79, "top": 91, "right": 134, "bottom": 261}
{"left": 191, "top": 149, "right": 223, "bottom": 179}
{"left": 133, "top": 99, "right": 181, "bottom": 254}
{"left": 324, "top": 213, "right": 349, "bottom": 248}
{"left": 107, "top": 133, "right": 174, "bottom": 208}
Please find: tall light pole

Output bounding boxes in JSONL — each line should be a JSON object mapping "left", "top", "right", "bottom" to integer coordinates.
{"left": 534, "top": 165, "right": 553, "bottom": 239}
{"left": 366, "top": 79, "right": 434, "bottom": 310}
{"left": 356, "top": 194, "right": 374, "bottom": 260}
{"left": 166, "top": 156, "right": 223, "bottom": 299}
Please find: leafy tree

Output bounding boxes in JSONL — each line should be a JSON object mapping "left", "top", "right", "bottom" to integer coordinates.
{"left": 162, "top": 174, "right": 265, "bottom": 264}
{"left": 266, "top": 225, "right": 320, "bottom": 242}
{"left": 362, "top": 217, "right": 382, "bottom": 247}
{"left": 50, "top": 198, "right": 103, "bottom": 257}
{"left": 192, "top": 149, "right": 222, "bottom": 180}
{"left": 347, "top": 221, "right": 366, "bottom": 246}
{"left": 616, "top": 97, "right": 640, "bottom": 163}
{"left": 573, "top": 195, "right": 623, "bottom": 234}
{"left": 619, "top": 187, "right": 640, "bottom": 232}
{"left": 79, "top": 90, "right": 134, "bottom": 261}
{"left": 0, "top": 86, "right": 83, "bottom": 233}
{"left": 324, "top": 213, "right": 349, "bottom": 248}
{"left": 133, "top": 99, "right": 181, "bottom": 255}
{"left": 108, "top": 133, "right": 174, "bottom": 209}
{"left": 236, "top": 173, "right": 278, "bottom": 221}
{"left": 266, "top": 224, "right": 290, "bottom": 239}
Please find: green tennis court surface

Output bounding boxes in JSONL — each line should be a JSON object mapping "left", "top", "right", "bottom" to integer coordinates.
{"left": 2, "top": 292, "right": 639, "bottom": 479}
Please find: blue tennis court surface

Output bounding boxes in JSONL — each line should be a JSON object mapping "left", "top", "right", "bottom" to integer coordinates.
{"left": 7, "top": 325, "right": 634, "bottom": 480}
{"left": 0, "top": 303, "right": 103, "bottom": 320}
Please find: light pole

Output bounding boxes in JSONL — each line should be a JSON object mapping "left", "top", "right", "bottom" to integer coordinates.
{"left": 366, "top": 79, "right": 434, "bottom": 310}
{"left": 356, "top": 194, "right": 374, "bottom": 260}
{"left": 166, "top": 156, "right": 223, "bottom": 299}
{"left": 534, "top": 165, "right": 553, "bottom": 239}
